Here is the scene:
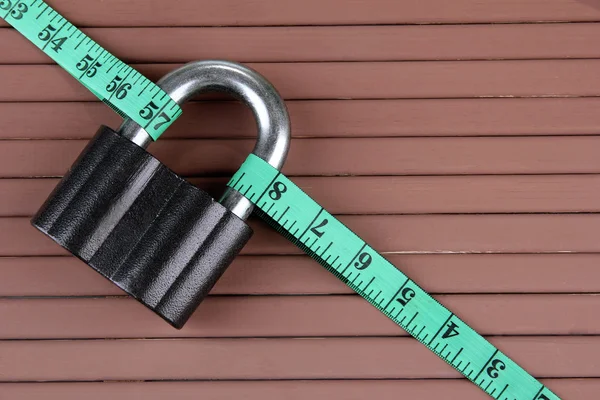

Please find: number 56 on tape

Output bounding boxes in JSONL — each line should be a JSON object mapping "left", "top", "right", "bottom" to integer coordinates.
{"left": 1, "top": 0, "right": 181, "bottom": 139}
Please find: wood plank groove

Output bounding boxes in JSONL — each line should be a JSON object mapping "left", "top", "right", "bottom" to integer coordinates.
{"left": 0, "top": 379, "right": 594, "bottom": 400}
{"left": 1, "top": 137, "right": 599, "bottom": 178}
{"left": 5, "top": 61, "right": 600, "bottom": 102}
{"left": 3, "top": 98, "right": 600, "bottom": 140}
{"left": 4, "top": 175, "right": 600, "bottom": 217}
{"left": 1, "top": 0, "right": 600, "bottom": 26}
{"left": 3, "top": 214, "right": 600, "bottom": 256}
{"left": 1, "top": 294, "right": 598, "bottom": 339}
{"left": 2, "top": 254, "right": 600, "bottom": 296}
{"left": 0, "top": 337, "right": 596, "bottom": 381}
{"left": 5, "top": 24, "right": 600, "bottom": 64}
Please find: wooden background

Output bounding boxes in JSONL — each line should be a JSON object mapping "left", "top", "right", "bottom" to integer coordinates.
{"left": 1, "top": 0, "right": 600, "bottom": 398}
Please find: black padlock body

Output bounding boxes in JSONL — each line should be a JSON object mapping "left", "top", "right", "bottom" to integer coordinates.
{"left": 32, "top": 126, "right": 253, "bottom": 329}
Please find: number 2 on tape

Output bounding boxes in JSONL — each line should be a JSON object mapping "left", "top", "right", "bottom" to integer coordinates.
{"left": 0, "top": 0, "right": 182, "bottom": 140}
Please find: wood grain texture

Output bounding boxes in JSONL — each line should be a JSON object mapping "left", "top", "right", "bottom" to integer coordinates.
{"left": 3, "top": 98, "right": 600, "bottom": 140}
{"left": 3, "top": 254, "right": 600, "bottom": 297}
{"left": 0, "top": 380, "right": 596, "bottom": 400}
{"left": 5, "top": 24, "right": 600, "bottom": 64}
{"left": 3, "top": 214, "right": 600, "bottom": 256}
{"left": 1, "top": 295, "right": 599, "bottom": 339}
{"left": 4, "top": 60, "right": 600, "bottom": 102}
{"left": 2, "top": 137, "right": 600, "bottom": 178}
{"left": 0, "top": 337, "right": 596, "bottom": 381}
{"left": 2, "top": 0, "right": 599, "bottom": 392}
{"left": 2, "top": 0, "right": 600, "bottom": 26}
{"left": 5, "top": 174, "right": 600, "bottom": 217}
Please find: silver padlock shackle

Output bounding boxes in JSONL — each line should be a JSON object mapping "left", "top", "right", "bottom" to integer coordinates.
{"left": 118, "top": 60, "right": 291, "bottom": 220}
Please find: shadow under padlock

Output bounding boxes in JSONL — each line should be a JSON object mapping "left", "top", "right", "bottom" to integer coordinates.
{"left": 31, "top": 60, "right": 291, "bottom": 329}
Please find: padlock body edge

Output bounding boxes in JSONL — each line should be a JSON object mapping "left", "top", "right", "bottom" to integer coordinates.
{"left": 31, "top": 125, "right": 253, "bottom": 329}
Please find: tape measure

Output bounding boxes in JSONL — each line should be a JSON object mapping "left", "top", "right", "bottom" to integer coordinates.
{"left": 0, "top": 0, "right": 181, "bottom": 140}
{"left": 3, "top": 3, "right": 562, "bottom": 399}
{"left": 227, "top": 154, "right": 560, "bottom": 400}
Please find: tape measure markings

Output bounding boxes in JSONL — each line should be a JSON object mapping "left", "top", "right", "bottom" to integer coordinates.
{"left": 3, "top": 2, "right": 564, "bottom": 398}
{"left": 0, "top": 0, "right": 182, "bottom": 140}
{"left": 228, "top": 154, "right": 560, "bottom": 400}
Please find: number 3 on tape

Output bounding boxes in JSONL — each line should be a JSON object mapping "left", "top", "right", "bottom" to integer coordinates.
{"left": 229, "top": 154, "right": 562, "bottom": 400}
{"left": 0, "top": 0, "right": 181, "bottom": 140}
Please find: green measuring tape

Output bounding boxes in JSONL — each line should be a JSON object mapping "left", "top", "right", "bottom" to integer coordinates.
{"left": 228, "top": 155, "right": 560, "bottom": 400}
{"left": 1, "top": 0, "right": 181, "bottom": 140}
{"left": 3, "top": 2, "right": 562, "bottom": 399}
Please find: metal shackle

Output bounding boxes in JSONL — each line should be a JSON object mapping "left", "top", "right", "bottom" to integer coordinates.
{"left": 118, "top": 60, "right": 291, "bottom": 220}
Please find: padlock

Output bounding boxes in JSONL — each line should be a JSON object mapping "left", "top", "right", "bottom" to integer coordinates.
{"left": 31, "top": 61, "right": 291, "bottom": 329}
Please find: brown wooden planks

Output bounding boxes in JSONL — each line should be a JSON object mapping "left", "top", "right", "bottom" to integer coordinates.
{"left": 1, "top": 295, "right": 599, "bottom": 339}
{"left": 2, "top": 254, "right": 600, "bottom": 296}
{"left": 2, "top": 0, "right": 600, "bottom": 27}
{"left": 3, "top": 98, "right": 600, "bottom": 140}
{"left": 1, "top": 337, "right": 595, "bottom": 381}
{"left": 2, "top": 137, "right": 600, "bottom": 178}
{"left": 4, "top": 175, "right": 600, "bottom": 217}
{"left": 3, "top": 214, "right": 600, "bottom": 257}
{"left": 5, "top": 61, "right": 600, "bottom": 102}
{"left": 2, "top": 0, "right": 599, "bottom": 392}
{"left": 5, "top": 24, "right": 600, "bottom": 64}
{"left": 0, "top": 380, "right": 596, "bottom": 400}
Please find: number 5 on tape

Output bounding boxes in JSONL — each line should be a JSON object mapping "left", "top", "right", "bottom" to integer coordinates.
{"left": 229, "top": 154, "right": 562, "bottom": 400}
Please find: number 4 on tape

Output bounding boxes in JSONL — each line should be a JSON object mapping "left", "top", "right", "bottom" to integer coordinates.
{"left": 229, "top": 154, "right": 563, "bottom": 400}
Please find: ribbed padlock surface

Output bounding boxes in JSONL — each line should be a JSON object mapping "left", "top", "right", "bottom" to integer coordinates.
{"left": 32, "top": 126, "right": 253, "bottom": 328}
